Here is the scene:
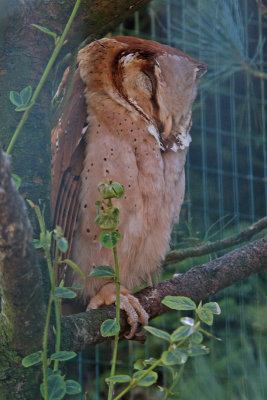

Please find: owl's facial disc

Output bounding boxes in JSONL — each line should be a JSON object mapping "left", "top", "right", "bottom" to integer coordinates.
{"left": 113, "top": 45, "right": 205, "bottom": 153}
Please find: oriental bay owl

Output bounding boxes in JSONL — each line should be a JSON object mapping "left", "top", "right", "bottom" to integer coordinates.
{"left": 51, "top": 36, "right": 206, "bottom": 337}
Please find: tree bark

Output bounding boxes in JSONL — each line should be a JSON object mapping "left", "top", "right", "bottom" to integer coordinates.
{"left": 0, "top": 148, "right": 44, "bottom": 398}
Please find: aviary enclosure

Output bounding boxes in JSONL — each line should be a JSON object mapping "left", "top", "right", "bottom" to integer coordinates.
{"left": 0, "top": 0, "right": 266, "bottom": 399}
{"left": 73, "top": 1, "right": 267, "bottom": 398}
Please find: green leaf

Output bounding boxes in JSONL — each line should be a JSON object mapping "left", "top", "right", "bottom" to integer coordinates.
{"left": 99, "top": 231, "right": 121, "bottom": 249}
{"left": 144, "top": 326, "right": 171, "bottom": 342}
{"left": 180, "top": 317, "right": 194, "bottom": 326}
{"left": 191, "top": 331, "right": 203, "bottom": 344}
{"left": 171, "top": 326, "right": 193, "bottom": 342}
{"left": 162, "top": 296, "right": 196, "bottom": 311}
{"left": 20, "top": 86, "right": 32, "bottom": 105}
{"left": 110, "top": 182, "right": 125, "bottom": 198}
{"left": 197, "top": 308, "right": 213, "bottom": 325}
{"left": 40, "top": 375, "right": 66, "bottom": 400}
{"left": 57, "top": 237, "right": 68, "bottom": 253}
{"left": 133, "top": 370, "right": 158, "bottom": 387}
{"left": 105, "top": 375, "right": 131, "bottom": 383}
{"left": 65, "top": 285, "right": 84, "bottom": 290}
{"left": 65, "top": 380, "right": 82, "bottom": 395}
{"left": 101, "top": 319, "right": 120, "bottom": 337}
{"left": 54, "top": 225, "right": 63, "bottom": 238}
{"left": 54, "top": 287, "right": 76, "bottom": 299}
{"left": 89, "top": 265, "right": 115, "bottom": 278}
{"left": 96, "top": 206, "right": 119, "bottom": 230}
{"left": 100, "top": 182, "right": 125, "bottom": 199}
{"left": 15, "top": 100, "right": 34, "bottom": 111}
{"left": 162, "top": 350, "right": 183, "bottom": 366}
{"left": 134, "top": 359, "right": 145, "bottom": 370}
{"left": 60, "top": 259, "right": 85, "bottom": 279}
{"left": 202, "top": 302, "right": 221, "bottom": 315}
{"left": 9, "top": 91, "right": 22, "bottom": 106}
{"left": 22, "top": 353, "right": 42, "bottom": 367}
{"left": 50, "top": 351, "right": 77, "bottom": 361}
{"left": 33, "top": 239, "right": 43, "bottom": 249}
{"left": 188, "top": 344, "right": 209, "bottom": 357}
{"left": 32, "top": 24, "right": 57, "bottom": 40}
{"left": 12, "top": 173, "right": 21, "bottom": 190}
{"left": 173, "top": 348, "right": 188, "bottom": 364}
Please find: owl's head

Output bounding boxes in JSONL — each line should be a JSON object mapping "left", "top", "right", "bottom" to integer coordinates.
{"left": 78, "top": 36, "right": 206, "bottom": 152}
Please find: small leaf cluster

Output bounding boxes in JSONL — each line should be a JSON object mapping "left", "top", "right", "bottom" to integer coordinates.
{"left": 32, "top": 24, "right": 59, "bottom": 45}
{"left": 107, "top": 296, "right": 221, "bottom": 400}
{"left": 95, "top": 180, "right": 124, "bottom": 233}
{"left": 9, "top": 86, "right": 34, "bottom": 111}
{"left": 22, "top": 352, "right": 81, "bottom": 400}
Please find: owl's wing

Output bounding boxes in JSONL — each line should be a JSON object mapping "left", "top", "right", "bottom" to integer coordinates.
{"left": 51, "top": 67, "right": 87, "bottom": 258}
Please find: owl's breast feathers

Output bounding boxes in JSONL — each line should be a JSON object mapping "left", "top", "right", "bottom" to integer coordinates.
{"left": 51, "top": 36, "right": 206, "bottom": 302}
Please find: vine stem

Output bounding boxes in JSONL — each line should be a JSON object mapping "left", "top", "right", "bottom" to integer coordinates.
{"left": 108, "top": 245, "right": 120, "bottom": 400}
{"left": 42, "top": 294, "right": 54, "bottom": 400}
{"left": 113, "top": 334, "right": 191, "bottom": 399}
{"left": 53, "top": 246, "right": 61, "bottom": 371}
{"left": 6, "top": 0, "right": 83, "bottom": 155}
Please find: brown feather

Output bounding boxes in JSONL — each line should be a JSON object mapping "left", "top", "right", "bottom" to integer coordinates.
{"left": 51, "top": 67, "right": 87, "bottom": 259}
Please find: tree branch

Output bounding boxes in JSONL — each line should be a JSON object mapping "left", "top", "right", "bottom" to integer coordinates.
{"left": 164, "top": 216, "right": 267, "bottom": 265}
{"left": 60, "top": 236, "right": 267, "bottom": 351}
{"left": 0, "top": 147, "right": 45, "bottom": 356}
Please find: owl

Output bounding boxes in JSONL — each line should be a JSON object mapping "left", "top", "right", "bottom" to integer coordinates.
{"left": 51, "top": 36, "right": 206, "bottom": 338}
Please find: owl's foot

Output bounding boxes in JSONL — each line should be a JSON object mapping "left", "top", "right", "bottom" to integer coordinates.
{"left": 87, "top": 283, "right": 149, "bottom": 339}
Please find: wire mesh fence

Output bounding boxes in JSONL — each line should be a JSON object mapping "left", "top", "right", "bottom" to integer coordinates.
{"left": 74, "top": 1, "right": 267, "bottom": 398}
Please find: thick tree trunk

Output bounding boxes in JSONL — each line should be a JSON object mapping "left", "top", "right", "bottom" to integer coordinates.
{"left": 0, "top": 150, "right": 44, "bottom": 398}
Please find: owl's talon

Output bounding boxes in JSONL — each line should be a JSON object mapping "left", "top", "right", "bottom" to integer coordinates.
{"left": 120, "top": 294, "right": 138, "bottom": 339}
{"left": 87, "top": 283, "right": 148, "bottom": 339}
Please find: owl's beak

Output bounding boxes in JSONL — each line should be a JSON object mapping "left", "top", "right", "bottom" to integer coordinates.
{"left": 162, "top": 114, "right": 173, "bottom": 138}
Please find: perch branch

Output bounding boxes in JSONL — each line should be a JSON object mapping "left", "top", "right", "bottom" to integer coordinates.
{"left": 164, "top": 215, "right": 267, "bottom": 265}
{"left": 60, "top": 236, "right": 267, "bottom": 351}
{"left": 0, "top": 147, "right": 45, "bottom": 356}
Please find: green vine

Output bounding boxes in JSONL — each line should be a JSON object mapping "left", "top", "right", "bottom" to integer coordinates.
{"left": 88, "top": 180, "right": 125, "bottom": 399}
{"left": 22, "top": 202, "right": 85, "bottom": 400}
{"left": 110, "top": 297, "right": 221, "bottom": 400}
{"left": 6, "top": 0, "right": 83, "bottom": 155}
